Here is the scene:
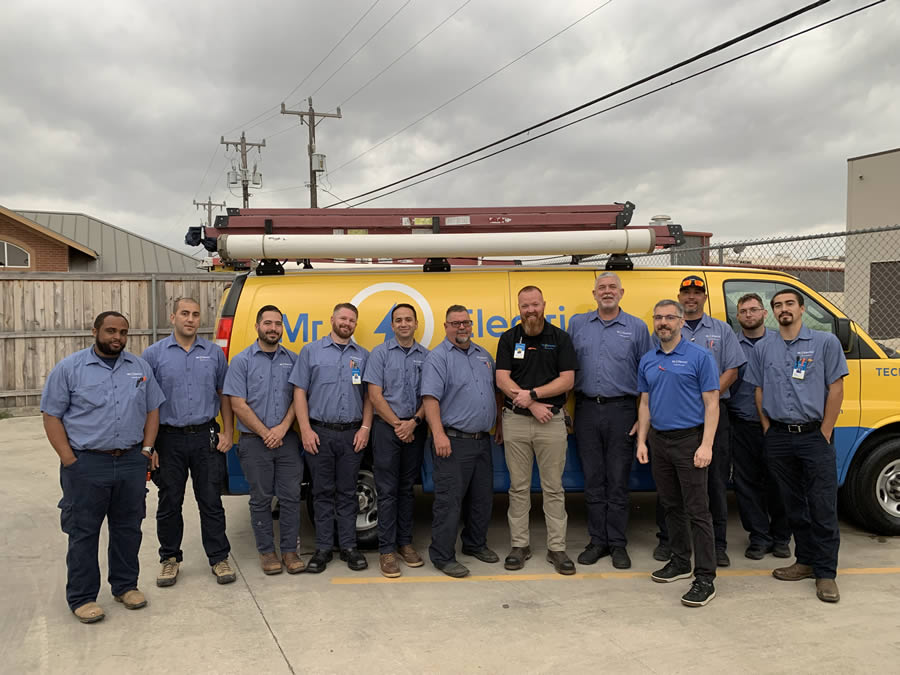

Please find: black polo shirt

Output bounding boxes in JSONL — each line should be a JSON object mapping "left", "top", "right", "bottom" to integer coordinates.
{"left": 496, "top": 320, "right": 578, "bottom": 408}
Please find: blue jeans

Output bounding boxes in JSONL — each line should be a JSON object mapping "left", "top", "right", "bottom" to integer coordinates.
{"left": 58, "top": 447, "right": 148, "bottom": 611}
{"left": 372, "top": 418, "right": 425, "bottom": 554}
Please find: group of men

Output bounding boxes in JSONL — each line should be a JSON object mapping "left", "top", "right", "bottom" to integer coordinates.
{"left": 41, "top": 272, "right": 847, "bottom": 623}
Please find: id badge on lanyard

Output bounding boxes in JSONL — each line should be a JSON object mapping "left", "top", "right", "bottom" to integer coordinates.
{"left": 350, "top": 358, "right": 362, "bottom": 385}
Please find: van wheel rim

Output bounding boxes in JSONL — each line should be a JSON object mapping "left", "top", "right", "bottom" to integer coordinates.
{"left": 876, "top": 459, "right": 900, "bottom": 518}
{"left": 356, "top": 469, "right": 378, "bottom": 531}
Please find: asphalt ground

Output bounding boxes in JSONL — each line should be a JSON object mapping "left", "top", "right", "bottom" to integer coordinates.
{"left": 3, "top": 414, "right": 899, "bottom": 674}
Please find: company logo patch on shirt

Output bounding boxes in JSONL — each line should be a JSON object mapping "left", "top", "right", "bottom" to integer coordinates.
{"left": 540, "top": 343, "right": 557, "bottom": 350}
{"left": 195, "top": 355, "right": 213, "bottom": 361}
{"left": 127, "top": 372, "right": 143, "bottom": 377}
{"left": 671, "top": 359, "right": 689, "bottom": 367}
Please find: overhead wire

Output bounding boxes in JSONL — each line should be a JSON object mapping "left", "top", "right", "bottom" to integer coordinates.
{"left": 337, "top": 0, "right": 884, "bottom": 209}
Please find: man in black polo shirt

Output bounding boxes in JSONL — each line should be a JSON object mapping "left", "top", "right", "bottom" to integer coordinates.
{"left": 496, "top": 286, "right": 578, "bottom": 575}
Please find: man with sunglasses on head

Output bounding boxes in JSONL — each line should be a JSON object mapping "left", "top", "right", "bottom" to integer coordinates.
{"left": 653, "top": 275, "right": 745, "bottom": 567}
{"left": 421, "top": 305, "right": 502, "bottom": 578}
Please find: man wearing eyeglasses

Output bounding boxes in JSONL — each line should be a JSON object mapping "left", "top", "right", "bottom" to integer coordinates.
{"left": 654, "top": 275, "right": 745, "bottom": 567}
{"left": 421, "top": 305, "right": 502, "bottom": 578}
{"left": 728, "top": 293, "right": 791, "bottom": 561}
{"left": 636, "top": 300, "right": 720, "bottom": 607}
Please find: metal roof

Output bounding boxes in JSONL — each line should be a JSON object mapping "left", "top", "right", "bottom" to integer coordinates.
{"left": 13, "top": 210, "right": 201, "bottom": 273}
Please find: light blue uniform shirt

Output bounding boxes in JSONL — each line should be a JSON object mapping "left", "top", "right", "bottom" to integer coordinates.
{"left": 677, "top": 313, "right": 746, "bottom": 400}
{"left": 567, "top": 309, "right": 652, "bottom": 397}
{"left": 223, "top": 341, "right": 297, "bottom": 432}
{"left": 363, "top": 338, "right": 429, "bottom": 420}
{"left": 638, "top": 338, "right": 720, "bottom": 431}
{"left": 744, "top": 325, "right": 848, "bottom": 424}
{"left": 40, "top": 347, "right": 165, "bottom": 450}
{"left": 289, "top": 336, "right": 369, "bottom": 423}
{"left": 727, "top": 328, "right": 779, "bottom": 422}
{"left": 421, "top": 338, "right": 496, "bottom": 434}
{"left": 143, "top": 334, "right": 228, "bottom": 426}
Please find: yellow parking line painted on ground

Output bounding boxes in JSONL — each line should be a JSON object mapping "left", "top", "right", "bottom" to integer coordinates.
{"left": 330, "top": 566, "right": 900, "bottom": 585}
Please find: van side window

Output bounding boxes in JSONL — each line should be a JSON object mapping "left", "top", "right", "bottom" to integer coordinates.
{"left": 723, "top": 280, "right": 836, "bottom": 335}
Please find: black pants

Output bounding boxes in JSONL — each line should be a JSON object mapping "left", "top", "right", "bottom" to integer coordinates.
{"left": 306, "top": 425, "right": 363, "bottom": 550}
{"left": 657, "top": 410, "right": 730, "bottom": 551}
{"left": 574, "top": 398, "right": 636, "bottom": 548}
{"left": 429, "top": 435, "right": 493, "bottom": 565}
{"left": 765, "top": 427, "right": 840, "bottom": 578}
{"left": 730, "top": 414, "right": 790, "bottom": 548}
{"left": 650, "top": 427, "right": 716, "bottom": 580}
{"left": 153, "top": 426, "right": 230, "bottom": 566}
{"left": 372, "top": 417, "right": 425, "bottom": 554}
{"left": 58, "top": 447, "right": 147, "bottom": 611}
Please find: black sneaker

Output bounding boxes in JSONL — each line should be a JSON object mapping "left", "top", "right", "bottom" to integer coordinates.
{"left": 610, "top": 546, "right": 632, "bottom": 569}
{"left": 681, "top": 578, "right": 716, "bottom": 607}
{"left": 577, "top": 543, "right": 610, "bottom": 565}
{"left": 745, "top": 544, "right": 770, "bottom": 560}
{"left": 306, "top": 549, "right": 333, "bottom": 574}
{"left": 716, "top": 549, "right": 731, "bottom": 567}
{"left": 461, "top": 546, "right": 500, "bottom": 564}
{"left": 652, "top": 542, "right": 671, "bottom": 562}
{"left": 651, "top": 560, "right": 692, "bottom": 583}
{"left": 340, "top": 548, "right": 368, "bottom": 571}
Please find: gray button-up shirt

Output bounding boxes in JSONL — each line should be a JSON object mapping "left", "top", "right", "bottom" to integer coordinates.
{"left": 290, "top": 336, "right": 369, "bottom": 423}
{"left": 727, "top": 328, "right": 779, "bottom": 422}
{"left": 679, "top": 313, "right": 746, "bottom": 400}
{"left": 223, "top": 341, "right": 297, "bottom": 432}
{"left": 421, "top": 338, "right": 496, "bottom": 433}
{"left": 363, "top": 338, "right": 429, "bottom": 420}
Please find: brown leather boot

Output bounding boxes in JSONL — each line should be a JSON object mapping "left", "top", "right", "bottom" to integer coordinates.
{"left": 114, "top": 589, "right": 147, "bottom": 609}
{"left": 397, "top": 544, "right": 424, "bottom": 568}
{"left": 282, "top": 552, "right": 306, "bottom": 574}
{"left": 773, "top": 562, "right": 814, "bottom": 581}
{"left": 73, "top": 601, "right": 105, "bottom": 623}
{"left": 260, "top": 552, "right": 283, "bottom": 575}
{"left": 816, "top": 578, "right": 840, "bottom": 603}
{"left": 380, "top": 552, "right": 402, "bottom": 578}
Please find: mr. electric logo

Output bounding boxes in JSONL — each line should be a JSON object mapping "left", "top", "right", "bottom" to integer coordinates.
{"left": 350, "top": 282, "right": 435, "bottom": 347}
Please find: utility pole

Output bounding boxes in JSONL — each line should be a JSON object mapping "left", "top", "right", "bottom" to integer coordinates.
{"left": 193, "top": 196, "right": 226, "bottom": 227}
{"left": 220, "top": 132, "right": 266, "bottom": 208}
{"left": 281, "top": 97, "right": 342, "bottom": 208}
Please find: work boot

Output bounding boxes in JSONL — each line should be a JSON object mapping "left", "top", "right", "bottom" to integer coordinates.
{"left": 716, "top": 549, "right": 731, "bottom": 567}
{"left": 380, "top": 552, "right": 402, "bottom": 578}
{"left": 306, "top": 549, "right": 333, "bottom": 574}
{"left": 577, "top": 543, "right": 610, "bottom": 565}
{"left": 434, "top": 560, "right": 470, "bottom": 578}
{"left": 773, "top": 562, "right": 814, "bottom": 581}
{"left": 546, "top": 550, "right": 576, "bottom": 576}
{"left": 652, "top": 542, "right": 671, "bottom": 562}
{"left": 157, "top": 557, "right": 179, "bottom": 587}
{"left": 260, "top": 552, "right": 283, "bottom": 575}
{"left": 397, "top": 544, "right": 424, "bottom": 567}
{"left": 73, "top": 601, "right": 105, "bottom": 624}
{"left": 114, "top": 589, "right": 147, "bottom": 609}
{"left": 282, "top": 552, "right": 305, "bottom": 574}
{"left": 340, "top": 548, "right": 368, "bottom": 571}
{"left": 461, "top": 546, "right": 500, "bottom": 563}
{"left": 772, "top": 542, "right": 792, "bottom": 558}
{"left": 504, "top": 546, "right": 532, "bottom": 570}
{"left": 610, "top": 546, "right": 632, "bottom": 569}
{"left": 211, "top": 558, "right": 237, "bottom": 584}
{"left": 816, "top": 578, "right": 840, "bottom": 603}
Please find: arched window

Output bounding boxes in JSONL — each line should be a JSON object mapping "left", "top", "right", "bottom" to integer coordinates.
{"left": 0, "top": 240, "right": 31, "bottom": 268}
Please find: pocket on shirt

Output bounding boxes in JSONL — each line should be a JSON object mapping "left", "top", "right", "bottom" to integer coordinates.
{"left": 385, "top": 367, "right": 403, "bottom": 390}
{"left": 72, "top": 382, "right": 107, "bottom": 409}
{"left": 317, "top": 365, "right": 339, "bottom": 384}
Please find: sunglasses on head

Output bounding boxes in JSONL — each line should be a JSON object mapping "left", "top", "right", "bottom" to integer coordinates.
{"left": 680, "top": 278, "right": 705, "bottom": 289}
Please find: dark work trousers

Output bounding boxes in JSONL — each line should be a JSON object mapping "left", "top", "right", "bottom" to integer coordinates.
{"left": 729, "top": 414, "right": 791, "bottom": 548}
{"left": 153, "top": 426, "right": 230, "bottom": 566}
{"left": 57, "top": 447, "right": 147, "bottom": 611}
{"left": 574, "top": 397, "right": 637, "bottom": 548}
{"left": 372, "top": 417, "right": 426, "bottom": 554}
{"left": 305, "top": 425, "right": 363, "bottom": 550}
{"left": 765, "top": 427, "right": 840, "bottom": 579}
{"left": 429, "top": 435, "right": 493, "bottom": 565}
{"left": 237, "top": 431, "right": 303, "bottom": 554}
{"left": 656, "top": 410, "right": 731, "bottom": 551}
{"left": 649, "top": 427, "right": 716, "bottom": 580}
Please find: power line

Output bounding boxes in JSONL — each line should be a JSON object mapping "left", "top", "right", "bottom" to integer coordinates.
{"left": 336, "top": 0, "right": 884, "bottom": 208}
{"left": 328, "top": 0, "right": 837, "bottom": 207}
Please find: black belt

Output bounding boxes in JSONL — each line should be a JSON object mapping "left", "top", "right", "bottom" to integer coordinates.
{"left": 769, "top": 420, "right": 822, "bottom": 434}
{"left": 651, "top": 425, "right": 703, "bottom": 439}
{"left": 160, "top": 421, "right": 214, "bottom": 434}
{"left": 576, "top": 393, "right": 636, "bottom": 404}
{"left": 445, "top": 427, "right": 489, "bottom": 440}
{"left": 310, "top": 419, "right": 362, "bottom": 432}
{"left": 503, "top": 402, "right": 560, "bottom": 416}
{"left": 78, "top": 447, "right": 137, "bottom": 457}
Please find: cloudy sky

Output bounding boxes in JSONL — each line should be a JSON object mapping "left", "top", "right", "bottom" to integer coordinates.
{"left": 1, "top": 0, "right": 897, "bottom": 257}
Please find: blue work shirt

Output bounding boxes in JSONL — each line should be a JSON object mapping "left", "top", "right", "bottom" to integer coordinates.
{"left": 40, "top": 347, "right": 165, "bottom": 451}
{"left": 421, "top": 338, "right": 496, "bottom": 433}
{"left": 142, "top": 334, "right": 228, "bottom": 427}
{"left": 363, "top": 338, "right": 429, "bottom": 420}
{"left": 223, "top": 341, "right": 297, "bottom": 432}
{"left": 290, "top": 336, "right": 369, "bottom": 423}
{"left": 678, "top": 313, "right": 746, "bottom": 400}
{"left": 638, "top": 338, "right": 720, "bottom": 431}
{"left": 567, "top": 309, "right": 652, "bottom": 397}
{"left": 727, "top": 328, "right": 779, "bottom": 422}
{"left": 744, "top": 325, "right": 848, "bottom": 424}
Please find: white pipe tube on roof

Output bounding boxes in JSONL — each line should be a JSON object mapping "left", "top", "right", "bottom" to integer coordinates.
{"left": 217, "top": 230, "right": 655, "bottom": 260}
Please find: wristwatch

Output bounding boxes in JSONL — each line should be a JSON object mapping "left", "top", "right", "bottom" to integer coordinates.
{"left": 142, "top": 446, "right": 155, "bottom": 455}
{"left": 529, "top": 390, "right": 538, "bottom": 401}
{"left": 413, "top": 415, "right": 423, "bottom": 426}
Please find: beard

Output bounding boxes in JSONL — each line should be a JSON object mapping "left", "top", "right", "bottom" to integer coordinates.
{"left": 522, "top": 315, "right": 544, "bottom": 335}
{"left": 259, "top": 331, "right": 281, "bottom": 345}
{"left": 94, "top": 337, "right": 123, "bottom": 355}
{"left": 333, "top": 325, "right": 354, "bottom": 340}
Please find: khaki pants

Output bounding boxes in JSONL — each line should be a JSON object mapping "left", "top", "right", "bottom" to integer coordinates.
{"left": 502, "top": 408, "right": 568, "bottom": 550}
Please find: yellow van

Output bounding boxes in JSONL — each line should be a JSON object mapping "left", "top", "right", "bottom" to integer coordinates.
{"left": 214, "top": 265, "right": 900, "bottom": 543}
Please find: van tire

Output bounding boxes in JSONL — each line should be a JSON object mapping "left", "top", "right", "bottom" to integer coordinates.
{"left": 845, "top": 436, "right": 900, "bottom": 536}
{"left": 304, "top": 468, "right": 380, "bottom": 550}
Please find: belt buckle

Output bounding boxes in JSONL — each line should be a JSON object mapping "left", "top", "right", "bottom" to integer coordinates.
{"left": 787, "top": 424, "right": 803, "bottom": 434}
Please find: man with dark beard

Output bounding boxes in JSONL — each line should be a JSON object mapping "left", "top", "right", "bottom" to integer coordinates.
{"left": 292, "top": 302, "right": 374, "bottom": 573}
{"left": 224, "top": 305, "right": 303, "bottom": 576}
{"left": 41, "top": 311, "right": 165, "bottom": 623}
{"left": 496, "top": 286, "right": 578, "bottom": 575}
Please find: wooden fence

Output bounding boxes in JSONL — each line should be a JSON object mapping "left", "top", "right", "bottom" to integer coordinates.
{"left": 0, "top": 272, "right": 235, "bottom": 409}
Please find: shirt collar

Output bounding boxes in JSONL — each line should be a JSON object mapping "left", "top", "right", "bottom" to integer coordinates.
{"left": 323, "top": 334, "right": 363, "bottom": 351}
{"left": 784, "top": 324, "right": 814, "bottom": 345}
{"left": 442, "top": 337, "right": 483, "bottom": 355}
{"left": 163, "top": 333, "right": 206, "bottom": 352}
{"left": 85, "top": 347, "right": 135, "bottom": 369}
{"left": 656, "top": 337, "right": 687, "bottom": 355}
{"left": 738, "top": 328, "right": 777, "bottom": 346}
{"left": 386, "top": 337, "right": 424, "bottom": 353}
{"left": 249, "top": 340, "right": 288, "bottom": 358}
{"left": 588, "top": 310, "right": 625, "bottom": 326}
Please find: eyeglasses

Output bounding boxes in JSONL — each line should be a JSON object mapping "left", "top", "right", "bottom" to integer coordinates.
{"left": 680, "top": 278, "right": 705, "bottom": 289}
{"left": 652, "top": 314, "right": 683, "bottom": 322}
{"left": 446, "top": 320, "right": 473, "bottom": 328}
{"left": 738, "top": 307, "right": 764, "bottom": 315}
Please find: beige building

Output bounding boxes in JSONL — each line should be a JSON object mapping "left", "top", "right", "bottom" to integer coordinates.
{"left": 844, "top": 148, "right": 900, "bottom": 340}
